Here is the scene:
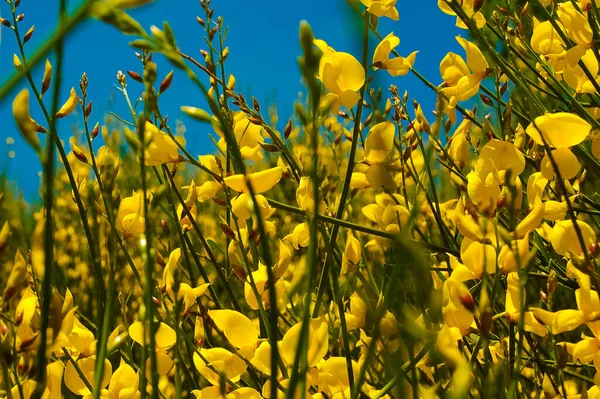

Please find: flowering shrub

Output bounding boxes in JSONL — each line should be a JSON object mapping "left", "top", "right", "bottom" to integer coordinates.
{"left": 3, "top": 0, "right": 600, "bottom": 398}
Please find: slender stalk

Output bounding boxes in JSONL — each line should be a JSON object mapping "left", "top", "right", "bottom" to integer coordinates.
{"left": 312, "top": 9, "right": 370, "bottom": 318}
{"left": 30, "top": 0, "right": 66, "bottom": 395}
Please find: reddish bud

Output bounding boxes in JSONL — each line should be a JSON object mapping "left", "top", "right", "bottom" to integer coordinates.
{"left": 232, "top": 265, "right": 246, "bottom": 279}
{"left": 248, "top": 116, "right": 262, "bottom": 125}
{"left": 253, "top": 97, "right": 260, "bottom": 112}
{"left": 212, "top": 197, "right": 226, "bottom": 206}
{"left": 73, "top": 149, "right": 88, "bottom": 164}
{"left": 209, "top": 26, "right": 217, "bottom": 41}
{"left": 0, "top": 18, "right": 11, "bottom": 28}
{"left": 197, "top": 16, "right": 205, "bottom": 26}
{"left": 590, "top": 242, "right": 600, "bottom": 256}
{"left": 259, "top": 142, "right": 279, "bottom": 152}
{"left": 162, "top": 219, "right": 170, "bottom": 236}
{"left": 248, "top": 228, "right": 260, "bottom": 244}
{"left": 284, "top": 119, "right": 292, "bottom": 140}
{"left": 220, "top": 223, "right": 236, "bottom": 240}
{"left": 23, "top": 25, "right": 34, "bottom": 43}
{"left": 159, "top": 70, "right": 174, "bottom": 94}
{"left": 338, "top": 111, "right": 348, "bottom": 118}
{"left": 479, "top": 94, "right": 494, "bottom": 106}
{"left": 127, "top": 70, "right": 143, "bottom": 83}
{"left": 85, "top": 101, "right": 93, "bottom": 118}
{"left": 459, "top": 293, "right": 475, "bottom": 312}
{"left": 16, "top": 14, "right": 24, "bottom": 22}
{"left": 91, "top": 122, "right": 99, "bottom": 139}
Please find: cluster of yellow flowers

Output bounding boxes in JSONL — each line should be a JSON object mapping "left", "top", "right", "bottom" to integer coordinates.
{"left": 5, "top": 0, "right": 600, "bottom": 397}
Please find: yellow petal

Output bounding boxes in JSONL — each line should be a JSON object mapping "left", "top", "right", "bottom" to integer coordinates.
{"left": 541, "top": 148, "right": 581, "bottom": 180}
{"left": 550, "top": 219, "right": 596, "bottom": 258}
{"left": 208, "top": 309, "right": 258, "bottom": 348}
{"left": 128, "top": 321, "right": 177, "bottom": 351}
{"left": 64, "top": 356, "right": 112, "bottom": 396}
{"left": 365, "top": 121, "right": 395, "bottom": 164}
{"left": 193, "top": 348, "right": 247, "bottom": 385}
{"left": 526, "top": 112, "right": 591, "bottom": 149}
{"left": 224, "top": 167, "right": 283, "bottom": 194}
{"left": 13, "top": 89, "right": 43, "bottom": 151}
{"left": 56, "top": 87, "right": 79, "bottom": 118}
{"left": 456, "top": 36, "right": 488, "bottom": 73}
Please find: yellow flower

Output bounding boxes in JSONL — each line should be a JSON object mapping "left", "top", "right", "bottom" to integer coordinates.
{"left": 208, "top": 309, "right": 259, "bottom": 348}
{"left": 106, "top": 362, "right": 140, "bottom": 399}
{"left": 315, "top": 39, "right": 365, "bottom": 113}
{"left": 214, "top": 111, "right": 265, "bottom": 162}
{"left": 531, "top": 20, "right": 566, "bottom": 57}
{"left": 224, "top": 167, "right": 282, "bottom": 221}
{"left": 13, "top": 89, "right": 45, "bottom": 151}
{"left": 116, "top": 191, "right": 145, "bottom": 238}
{"left": 360, "top": 0, "right": 399, "bottom": 20}
{"left": 281, "top": 317, "right": 329, "bottom": 367}
{"left": 363, "top": 121, "right": 397, "bottom": 189}
{"left": 142, "top": 121, "right": 180, "bottom": 165}
{"left": 56, "top": 87, "right": 79, "bottom": 118}
{"left": 193, "top": 347, "right": 247, "bottom": 385}
{"left": 372, "top": 33, "right": 417, "bottom": 77}
{"left": 438, "top": 0, "right": 486, "bottom": 29}
{"left": 64, "top": 356, "right": 112, "bottom": 396}
{"left": 3, "top": 249, "right": 27, "bottom": 300}
{"left": 526, "top": 112, "right": 591, "bottom": 149}
{"left": 448, "top": 119, "right": 471, "bottom": 167}
{"left": 550, "top": 219, "right": 596, "bottom": 258}
{"left": 557, "top": 2, "right": 592, "bottom": 48}
{"left": 563, "top": 49, "right": 599, "bottom": 94}
{"left": 129, "top": 321, "right": 177, "bottom": 351}
{"left": 440, "top": 37, "right": 488, "bottom": 105}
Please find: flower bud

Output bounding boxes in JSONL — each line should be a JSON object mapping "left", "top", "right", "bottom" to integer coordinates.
{"left": 91, "top": 122, "right": 99, "bottom": 139}
{"left": 159, "top": 70, "right": 174, "bottom": 94}
{"left": 23, "top": 25, "right": 34, "bottom": 43}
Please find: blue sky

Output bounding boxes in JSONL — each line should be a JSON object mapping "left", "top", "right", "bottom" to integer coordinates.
{"left": 0, "top": 0, "right": 462, "bottom": 200}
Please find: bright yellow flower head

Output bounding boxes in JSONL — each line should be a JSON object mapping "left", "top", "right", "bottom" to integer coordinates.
{"left": 440, "top": 37, "right": 488, "bottom": 105}
{"left": 360, "top": 0, "right": 399, "bottom": 20}
{"left": 12, "top": 89, "right": 45, "bottom": 151}
{"left": 316, "top": 39, "right": 365, "bottom": 113}
{"left": 116, "top": 190, "right": 146, "bottom": 238}
{"left": 373, "top": 32, "right": 417, "bottom": 77}
{"left": 438, "top": 0, "right": 486, "bottom": 29}
{"left": 142, "top": 121, "right": 181, "bottom": 165}
{"left": 214, "top": 111, "right": 266, "bottom": 162}
{"left": 526, "top": 112, "right": 591, "bottom": 149}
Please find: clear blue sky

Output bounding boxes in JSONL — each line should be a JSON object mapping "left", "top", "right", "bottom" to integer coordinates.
{"left": 0, "top": 0, "right": 461, "bottom": 200}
